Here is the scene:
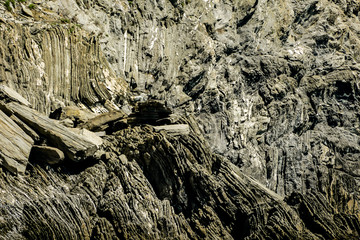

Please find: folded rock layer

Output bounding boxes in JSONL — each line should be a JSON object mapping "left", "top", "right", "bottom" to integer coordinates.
{"left": 0, "top": 0, "right": 359, "bottom": 239}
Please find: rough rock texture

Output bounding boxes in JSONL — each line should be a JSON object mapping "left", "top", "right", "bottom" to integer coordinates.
{"left": 0, "top": 7, "right": 128, "bottom": 114}
{"left": 0, "top": 0, "right": 360, "bottom": 239}
{"left": 0, "top": 109, "right": 33, "bottom": 174}
{"left": 7, "top": 102, "right": 99, "bottom": 162}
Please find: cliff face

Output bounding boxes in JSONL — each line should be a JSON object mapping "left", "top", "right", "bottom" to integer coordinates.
{"left": 0, "top": 0, "right": 360, "bottom": 239}
{"left": 0, "top": 9, "right": 127, "bottom": 114}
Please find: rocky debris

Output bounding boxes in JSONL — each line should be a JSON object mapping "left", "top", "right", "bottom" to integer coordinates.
{"left": 153, "top": 124, "right": 190, "bottom": 136}
{"left": 0, "top": 121, "right": 357, "bottom": 239}
{"left": 80, "top": 110, "right": 126, "bottom": 132}
{"left": 30, "top": 146, "right": 65, "bottom": 165}
{"left": 0, "top": 109, "right": 33, "bottom": 174}
{"left": 7, "top": 102, "right": 99, "bottom": 162}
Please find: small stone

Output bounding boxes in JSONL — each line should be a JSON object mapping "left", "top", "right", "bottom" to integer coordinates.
{"left": 119, "top": 154, "right": 128, "bottom": 165}
{"left": 22, "top": 5, "right": 33, "bottom": 17}
{"left": 153, "top": 124, "right": 190, "bottom": 135}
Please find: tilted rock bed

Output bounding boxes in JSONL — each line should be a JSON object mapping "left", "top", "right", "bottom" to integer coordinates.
{"left": 0, "top": 0, "right": 360, "bottom": 239}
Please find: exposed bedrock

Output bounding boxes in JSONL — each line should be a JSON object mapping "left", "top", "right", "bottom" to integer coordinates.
{"left": 0, "top": 0, "right": 359, "bottom": 239}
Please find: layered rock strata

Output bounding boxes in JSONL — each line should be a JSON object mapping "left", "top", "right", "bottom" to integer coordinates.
{"left": 0, "top": 0, "right": 359, "bottom": 239}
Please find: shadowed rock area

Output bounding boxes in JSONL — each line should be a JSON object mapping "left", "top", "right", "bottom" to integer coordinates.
{"left": 0, "top": 0, "right": 359, "bottom": 239}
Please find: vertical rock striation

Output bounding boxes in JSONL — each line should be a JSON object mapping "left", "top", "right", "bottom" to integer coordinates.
{"left": 0, "top": 0, "right": 359, "bottom": 239}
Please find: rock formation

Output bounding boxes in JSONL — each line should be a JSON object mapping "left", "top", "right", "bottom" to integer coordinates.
{"left": 0, "top": 0, "right": 359, "bottom": 239}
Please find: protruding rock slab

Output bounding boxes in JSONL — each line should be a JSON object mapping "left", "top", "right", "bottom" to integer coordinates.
{"left": 21, "top": 4, "right": 33, "bottom": 17}
{"left": 153, "top": 124, "right": 190, "bottom": 135}
{"left": 69, "top": 128, "right": 103, "bottom": 147}
{"left": 10, "top": 114, "right": 40, "bottom": 142}
{"left": 30, "top": 146, "right": 65, "bottom": 165}
{"left": 0, "top": 85, "right": 31, "bottom": 107}
{"left": 0, "top": 109, "right": 33, "bottom": 174}
{"left": 80, "top": 110, "right": 126, "bottom": 132}
{"left": 7, "top": 102, "right": 98, "bottom": 162}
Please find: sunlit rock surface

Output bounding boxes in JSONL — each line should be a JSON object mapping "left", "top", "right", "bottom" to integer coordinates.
{"left": 0, "top": 0, "right": 359, "bottom": 239}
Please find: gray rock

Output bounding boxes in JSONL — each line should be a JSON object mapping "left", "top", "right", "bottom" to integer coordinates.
{"left": 153, "top": 124, "right": 190, "bottom": 135}
{"left": 69, "top": 128, "right": 103, "bottom": 148}
{"left": 9, "top": 114, "right": 40, "bottom": 142}
{"left": 0, "top": 0, "right": 360, "bottom": 239}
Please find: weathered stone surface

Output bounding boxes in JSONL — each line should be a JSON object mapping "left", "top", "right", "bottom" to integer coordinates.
{"left": 9, "top": 114, "right": 40, "bottom": 142}
{"left": 30, "top": 145, "right": 65, "bottom": 165}
{"left": 7, "top": 102, "right": 99, "bottom": 162}
{"left": 80, "top": 110, "right": 126, "bottom": 132}
{"left": 0, "top": 0, "right": 360, "bottom": 239}
{"left": 0, "top": 85, "right": 31, "bottom": 107}
{"left": 0, "top": 16, "right": 128, "bottom": 115}
{"left": 50, "top": 106, "right": 97, "bottom": 126}
{"left": 0, "top": 110, "right": 33, "bottom": 174}
{"left": 69, "top": 128, "right": 103, "bottom": 148}
{"left": 153, "top": 124, "right": 190, "bottom": 135}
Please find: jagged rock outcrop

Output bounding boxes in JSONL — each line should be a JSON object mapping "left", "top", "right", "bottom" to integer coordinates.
{"left": 0, "top": 0, "right": 359, "bottom": 239}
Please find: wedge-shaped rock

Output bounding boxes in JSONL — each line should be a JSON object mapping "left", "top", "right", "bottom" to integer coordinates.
{"left": 7, "top": 102, "right": 98, "bottom": 162}
{"left": 0, "top": 109, "right": 33, "bottom": 174}
{"left": 153, "top": 124, "right": 190, "bottom": 135}
{"left": 0, "top": 85, "right": 31, "bottom": 107}
{"left": 80, "top": 110, "right": 126, "bottom": 132}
